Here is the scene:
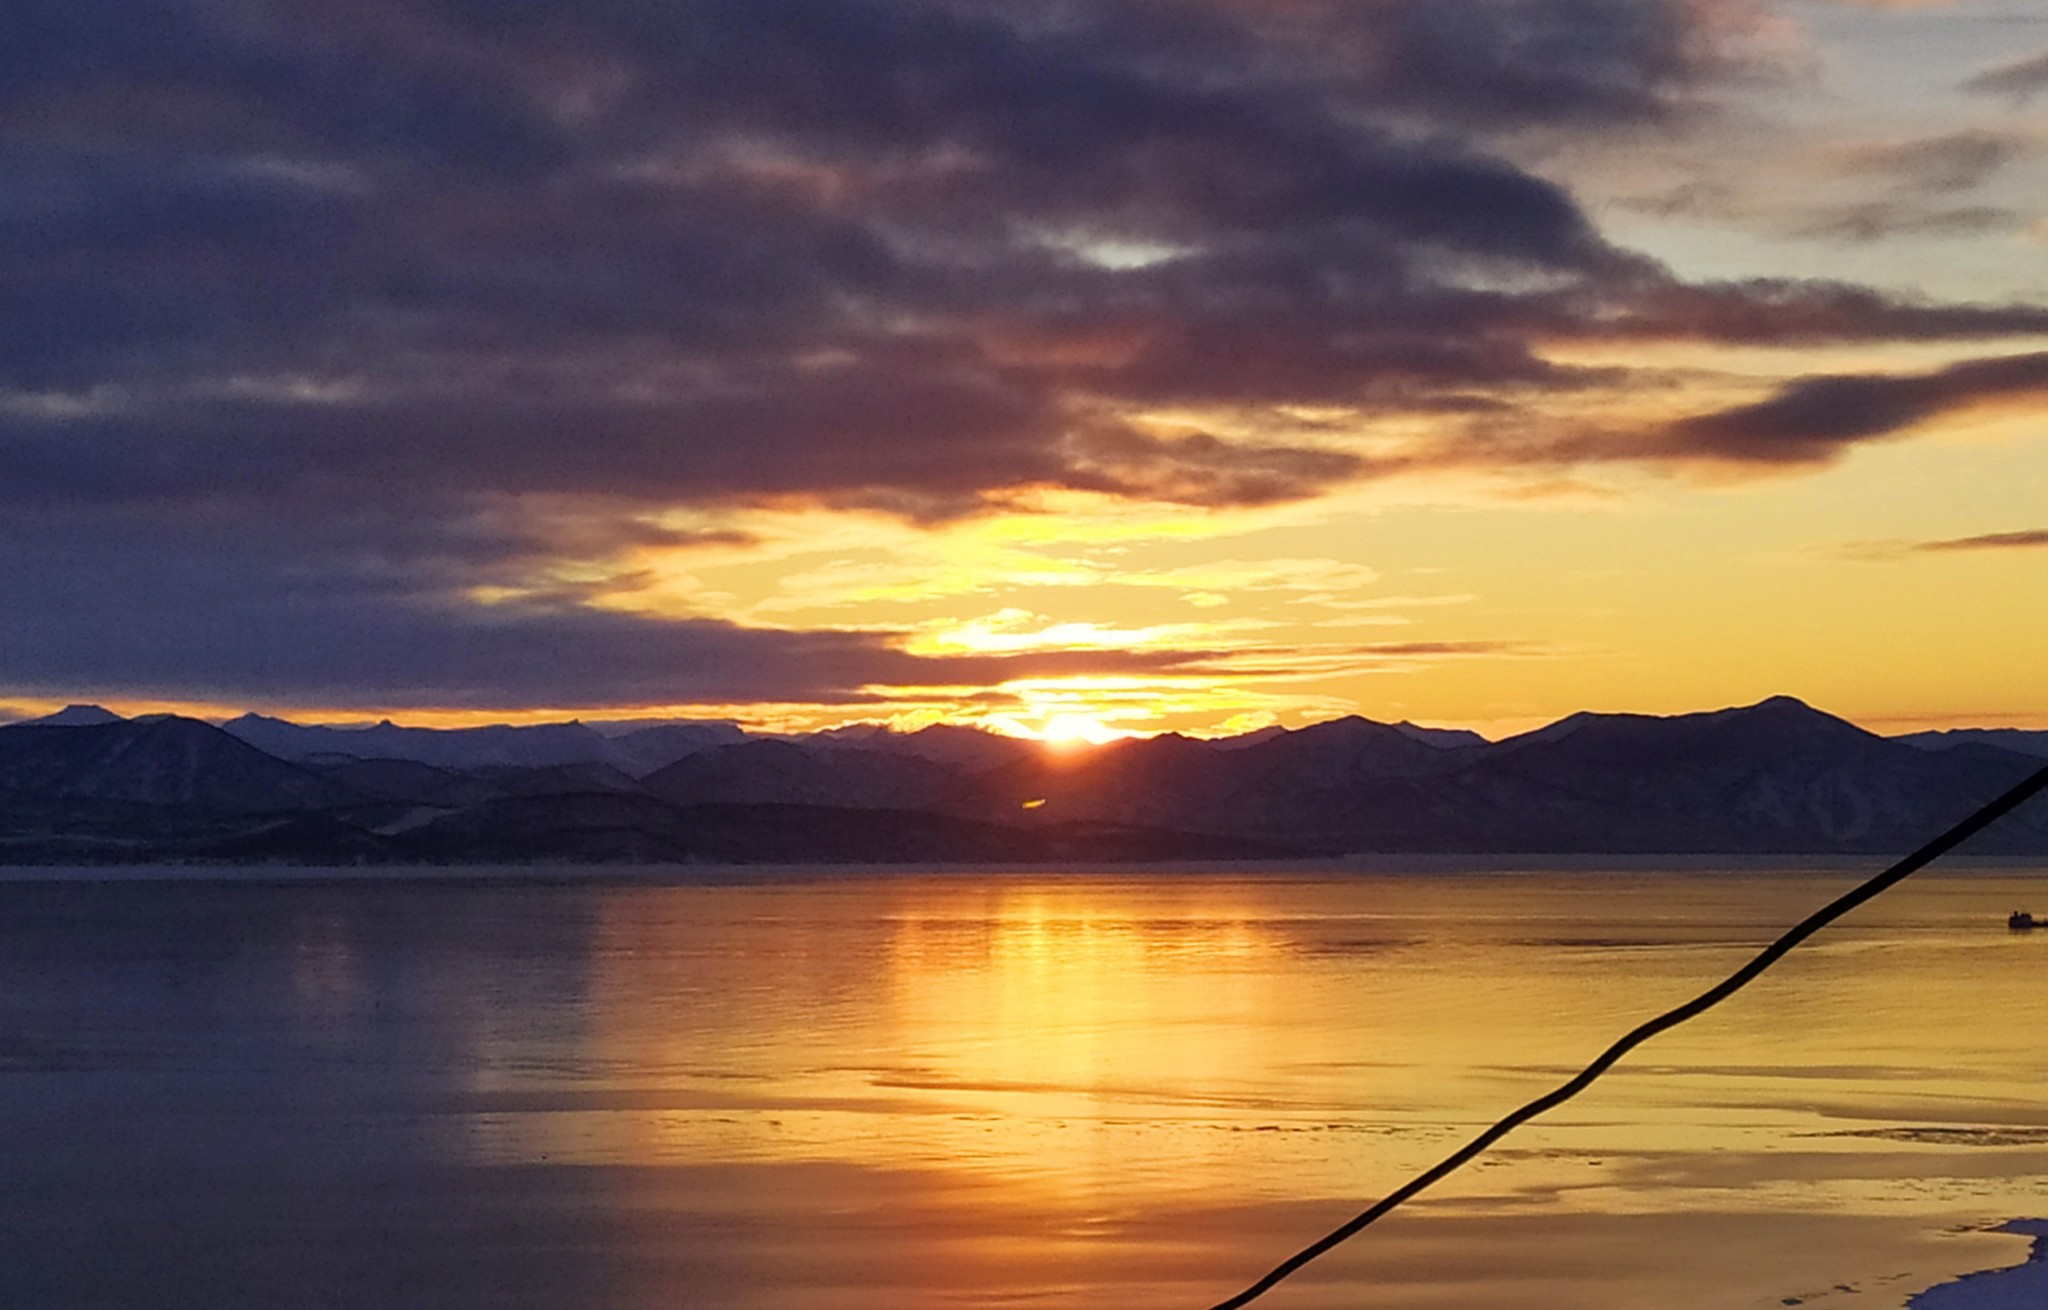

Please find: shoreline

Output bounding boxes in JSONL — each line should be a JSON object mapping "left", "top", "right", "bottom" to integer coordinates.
{"left": 0, "top": 854, "right": 2044, "bottom": 883}
{"left": 1910, "top": 1222, "right": 2048, "bottom": 1308}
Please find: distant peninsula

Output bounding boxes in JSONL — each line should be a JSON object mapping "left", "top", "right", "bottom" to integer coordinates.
{"left": 2, "top": 698, "right": 2045, "bottom": 865}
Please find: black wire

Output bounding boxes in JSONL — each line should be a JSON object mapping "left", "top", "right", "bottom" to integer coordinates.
{"left": 1206, "top": 761, "right": 2048, "bottom": 1310}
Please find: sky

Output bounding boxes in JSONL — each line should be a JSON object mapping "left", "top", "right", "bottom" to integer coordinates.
{"left": 2, "top": 0, "right": 2044, "bottom": 740}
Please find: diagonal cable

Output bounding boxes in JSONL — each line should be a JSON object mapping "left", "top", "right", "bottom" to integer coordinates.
{"left": 1207, "top": 761, "right": 2048, "bottom": 1310}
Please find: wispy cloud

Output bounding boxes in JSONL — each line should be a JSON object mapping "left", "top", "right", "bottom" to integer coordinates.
{"left": 1789, "top": 204, "right": 2016, "bottom": 244}
{"left": 1832, "top": 131, "right": 2031, "bottom": 194}
{"left": 1911, "top": 528, "right": 2048, "bottom": 553}
{"left": 1962, "top": 47, "right": 2048, "bottom": 101}
{"left": 1842, "top": 527, "right": 2048, "bottom": 561}
{"left": 1648, "top": 350, "right": 2048, "bottom": 465}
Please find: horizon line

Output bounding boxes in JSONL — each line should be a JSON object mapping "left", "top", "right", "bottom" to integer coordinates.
{"left": 6, "top": 694, "right": 2047, "bottom": 745}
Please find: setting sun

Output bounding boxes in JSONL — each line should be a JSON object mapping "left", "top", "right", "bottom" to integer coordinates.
{"left": 1036, "top": 713, "right": 1134, "bottom": 748}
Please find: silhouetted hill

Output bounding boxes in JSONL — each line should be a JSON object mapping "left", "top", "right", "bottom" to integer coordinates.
{"left": 1448, "top": 698, "right": 2048, "bottom": 854}
{"left": 185, "top": 813, "right": 398, "bottom": 863}
{"left": 226, "top": 712, "right": 750, "bottom": 776}
{"left": 1241, "top": 715, "right": 1484, "bottom": 779}
{"left": 963, "top": 733, "right": 1261, "bottom": 831}
{"left": 810, "top": 723, "right": 1039, "bottom": 773}
{"left": 304, "top": 758, "right": 494, "bottom": 806}
{"left": 954, "top": 717, "right": 1482, "bottom": 840}
{"left": 1899, "top": 727, "right": 2048, "bottom": 760}
{"left": 1392, "top": 721, "right": 1490, "bottom": 749}
{"left": 393, "top": 792, "right": 715, "bottom": 862}
{"left": 469, "top": 762, "right": 647, "bottom": 798}
{"left": 0, "top": 717, "right": 360, "bottom": 811}
{"left": 642, "top": 740, "right": 969, "bottom": 810}
{"left": 18, "top": 704, "right": 126, "bottom": 727}
{"left": 933, "top": 699, "right": 2048, "bottom": 855}
{"left": 2, "top": 697, "right": 2043, "bottom": 863}
{"left": 222, "top": 714, "right": 657, "bottom": 774}
{"left": 0, "top": 791, "right": 263, "bottom": 862}
{"left": 606, "top": 721, "right": 749, "bottom": 773}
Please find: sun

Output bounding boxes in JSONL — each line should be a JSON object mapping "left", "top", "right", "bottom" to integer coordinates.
{"left": 1037, "top": 713, "right": 1130, "bottom": 748}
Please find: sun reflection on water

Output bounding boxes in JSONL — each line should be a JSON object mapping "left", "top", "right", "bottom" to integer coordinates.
{"left": 442, "top": 870, "right": 2048, "bottom": 1308}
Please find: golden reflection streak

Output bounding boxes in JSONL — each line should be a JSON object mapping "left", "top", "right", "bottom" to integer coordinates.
{"left": 435, "top": 873, "right": 2048, "bottom": 1308}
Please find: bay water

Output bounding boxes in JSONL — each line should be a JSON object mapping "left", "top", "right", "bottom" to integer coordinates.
{"left": 2, "top": 865, "right": 2043, "bottom": 1309}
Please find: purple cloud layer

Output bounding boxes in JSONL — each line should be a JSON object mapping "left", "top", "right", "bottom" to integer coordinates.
{"left": 3, "top": 0, "right": 2046, "bottom": 707}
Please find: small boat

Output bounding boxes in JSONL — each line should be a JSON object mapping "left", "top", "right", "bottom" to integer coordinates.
{"left": 2010, "top": 911, "right": 2037, "bottom": 931}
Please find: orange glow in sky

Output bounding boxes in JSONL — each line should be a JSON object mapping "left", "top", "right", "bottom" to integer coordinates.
{"left": 3, "top": 0, "right": 2045, "bottom": 740}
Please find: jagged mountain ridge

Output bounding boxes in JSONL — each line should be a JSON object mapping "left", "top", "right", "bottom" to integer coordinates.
{"left": 223, "top": 713, "right": 671, "bottom": 774}
{"left": 223, "top": 712, "right": 1015, "bottom": 778}
{"left": 2, "top": 698, "right": 2044, "bottom": 862}
{"left": 918, "top": 698, "right": 2048, "bottom": 854}
{"left": 0, "top": 717, "right": 360, "bottom": 811}
{"left": 16, "top": 704, "right": 127, "bottom": 727}
{"left": 1899, "top": 727, "right": 2048, "bottom": 760}
{"left": 1440, "top": 697, "right": 2047, "bottom": 854}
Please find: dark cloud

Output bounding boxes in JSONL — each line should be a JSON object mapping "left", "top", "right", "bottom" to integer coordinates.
{"left": 0, "top": 598, "right": 1226, "bottom": 710}
{"left": 1560, "top": 281, "right": 2048, "bottom": 346}
{"left": 1127, "top": 0, "right": 1750, "bottom": 127}
{"left": 0, "top": 504, "right": 1226, "bottom": 708}
{"left": 1659, "top": 352, "right": 2048, "bottom": 465}
{"left": 1321, "top": 0, "right": 1750, "bottom": 125}
{"left": 0, "top": 0, "right": 2031, "bottom": 514}
{"left": 0, "top": 0, "right": 1670, "bottom": 524}
{"left": 1962, "top": 47, "right": 2048, "bottom": 102}
{"left": 2, "top": 0, "right": 2044, "bottom": 709}
{"left": 1057, "top": 426, "right": 1366, "bottom": 507}
{"left": 1911, "top": 529, "right": 2048, "bottom": 554}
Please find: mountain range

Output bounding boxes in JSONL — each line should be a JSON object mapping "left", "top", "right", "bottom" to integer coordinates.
{"left": 1, "top": 699, "right": 2044, "bottom": 864}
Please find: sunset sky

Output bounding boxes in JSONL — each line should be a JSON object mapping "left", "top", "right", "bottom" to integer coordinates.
{"left": 3, "top": 0, "right": 2044, "bottom": 739}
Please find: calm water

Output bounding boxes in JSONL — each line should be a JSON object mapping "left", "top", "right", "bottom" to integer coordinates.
{"left": 1, "top": 865, "right": 2044, "bottom": 1310}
